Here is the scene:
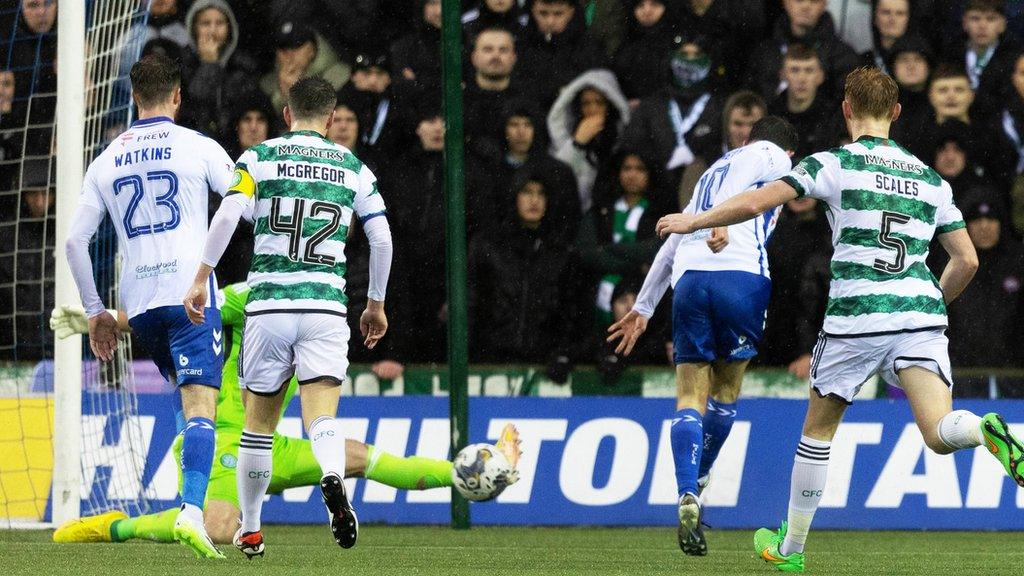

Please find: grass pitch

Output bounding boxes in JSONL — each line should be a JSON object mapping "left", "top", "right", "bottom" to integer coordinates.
{"left": 2, "top": 525, "right": 1023, "bottom": 576}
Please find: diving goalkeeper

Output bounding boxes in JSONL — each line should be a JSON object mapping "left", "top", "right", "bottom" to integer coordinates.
{"left": 51, "top": 282, "right": 520, "bottom": 545}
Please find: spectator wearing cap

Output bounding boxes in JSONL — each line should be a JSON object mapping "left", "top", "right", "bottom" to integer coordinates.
{"left": 391, "top": 0, "right": 444, "bottom": 91}
{"left": 467, "top": 99, "right": 581, "bottom": 240}
{"left": 267, "top": 0, "right": 378, "bottom": 64}
{"left": 862, "top": 0, "right": 911, "bottom": 73}
{"left": 513, "top": 0, "right": 607, "bottom": 110}
{"left": 677, "top": 0, "right": 767, "bottom": 90}
{"left": 620, "top": 36, "right": 722, "bottom": 208}
{"left": 467, "top": 168, "right": 584, "bottom": 366}
{"left": 888, "top": 34, "right": 935, "bottom": 147}
{"left": 258, "top": 20, "right": 351, "bottom": 116}
{"left": 377, "top": 108, "right": 450, "bottom": 365}
{"left": 337, "top": 52, "right": 416, "bottom": 173}
{"left": 179, "top": 0, "right": 260, "bottom": 140}
{"left": 463, "top": 26, "right": 523, "bottom": 161}
{"left": 547, "top": 69, "right": 630, "bottom": 213}
{"left": 746, "top": 0, "right": 860, "bottom": 100}
{"left": 613, "top": 0, "right": 679, "bottom": 103}
{"left": 945, "top": 0, "right": 1022, "bottom": 125}
{"left": 936, "top": 189, "right": 1024, "bottom": 397}
{"left": 463, "top": 0, "right": 529, "bottom": 41}
{"left": 767, "top": 45, "right": 844, "bottom": 161}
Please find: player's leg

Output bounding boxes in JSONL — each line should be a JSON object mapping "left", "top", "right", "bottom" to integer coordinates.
{"left": 295, "top": 314, "right": 358, "bottom": 549}
{"left": 698, "top": 359, "right": 747, "bottom": 488}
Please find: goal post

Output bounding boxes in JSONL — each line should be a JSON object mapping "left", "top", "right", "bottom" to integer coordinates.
{"left": 52, "top": 0, "right": 87, "bottom": 528}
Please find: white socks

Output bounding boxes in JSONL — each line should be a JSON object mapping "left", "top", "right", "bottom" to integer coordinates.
{"left": 781, "top": 436, "right": 830, "bottom": 556}
{"left": 237, "top": 430, "right": 274, "bottom": 534}
{"left": 309, "top": 416, "right": 346, "bottom": 478}
{"left": 937, "top": 410, "right": 983, "bottom": 450}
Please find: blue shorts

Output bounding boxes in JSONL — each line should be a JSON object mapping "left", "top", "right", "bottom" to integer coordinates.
{"left": 129, "top": 304, "right": 223, "bottom": 388}
{"left": 672, "top": 270, "right": 771, "bottom": 364}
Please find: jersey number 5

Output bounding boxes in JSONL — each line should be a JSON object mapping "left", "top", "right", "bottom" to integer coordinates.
{"left": 112, "top": 171, "right": 180, "bottom": 239}
{"left": 873, "top": 211, "right": 911, "bottom": 274}
{"left": 268, "top": 197, "right": 344, "bottom": 266}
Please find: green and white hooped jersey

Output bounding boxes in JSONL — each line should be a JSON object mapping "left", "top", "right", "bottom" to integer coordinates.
{"left": 227, "top": 131, "right": 386, "bottom": 316}
{"left": 780, "top": 135, "right": 965, "bottom": 336}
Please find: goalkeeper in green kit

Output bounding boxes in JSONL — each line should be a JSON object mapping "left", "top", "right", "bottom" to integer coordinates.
{"left": 51, "top": 282, "right": 521, "bottom": 545}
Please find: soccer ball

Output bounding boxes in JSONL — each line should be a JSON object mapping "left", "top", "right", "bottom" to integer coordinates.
{"left": 452, "top": 443, "right": 516, "bottom": 502}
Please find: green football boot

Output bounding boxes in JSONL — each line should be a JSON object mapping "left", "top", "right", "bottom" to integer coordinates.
{"left": 753, "top": 522, "right": 805, "bottom": 573}
{"left": 981, "top": 413, "right": 1024, "bottom": 487}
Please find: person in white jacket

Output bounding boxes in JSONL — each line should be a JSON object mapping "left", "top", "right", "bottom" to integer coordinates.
{"left": 547, "top": 68, "right": 630, "bottom": 212}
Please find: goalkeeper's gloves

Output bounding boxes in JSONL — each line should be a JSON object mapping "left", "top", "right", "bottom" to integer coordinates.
{"left": 50, "top": 305, "right": 117, "bottom": 339}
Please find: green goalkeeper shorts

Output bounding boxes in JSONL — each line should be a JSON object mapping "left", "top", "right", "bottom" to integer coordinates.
{"left": 172, "top": 428, "right": 322, "bottom": 508}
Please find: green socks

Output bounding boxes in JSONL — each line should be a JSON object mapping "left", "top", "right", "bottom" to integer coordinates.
{"left": 364, "top": 445, "right": 453, "bottom": 490}
{"left": 111, "top": 508, "right": 179, "bottom": 543}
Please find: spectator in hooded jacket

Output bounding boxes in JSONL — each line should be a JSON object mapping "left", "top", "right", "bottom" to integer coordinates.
{"left": 259, "top": 20, "right": 351, "bottom": 117}
{"left": 468, "top": 169, "right": 583, "bottom": 364}
{"left": 547, "top": 69, "right": 630, "bottom": 213}
{"left": 747, "top": 0, "right": 860, "bottom": 100}
{"left": 620, "top": 35, "right": 722, "bottom": 210}
{"left": 513, "top": 0, "right": 607, "bottom": 109}
{"left": 391, "top": 0, "right": 443, "bottom": 91}
{"left": 469, "top": 99, "right": 581, "bottom": 240}
{"left": 613, "top": 0, "right": 680, "bottom": 103}
{"left": 862, "top": 0, "right": 911, "bottom": 73}
{"left": 179, "top": 0, "right": 260, "bottom": 140}
{"left": 938, "top": 189, "right": 1024, "bottom": 397}
{"left": 931, "top": 120, "right": 991, "bottom": 203}
{"left": 888, "top": 34, "right": 935, "bottom": 146}
{"left": 946, "top": 0, "right": 1023, "bottom": 125}
{"left": 463, "top": 0, "right": 529, "bottom": 40}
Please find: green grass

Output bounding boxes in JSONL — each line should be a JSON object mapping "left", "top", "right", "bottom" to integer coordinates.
{"left": 3, "top": 526, "right": 1023, "bottom": 576}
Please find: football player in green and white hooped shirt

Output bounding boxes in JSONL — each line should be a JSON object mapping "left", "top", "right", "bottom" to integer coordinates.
{"left": 184, "top": 77, "right": 390, "bottom": 558}
{"left": 656, "top": 67, "right": 1024, "bottom": 573}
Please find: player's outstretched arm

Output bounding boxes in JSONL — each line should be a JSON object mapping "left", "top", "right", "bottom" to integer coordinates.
{"left": 360, "top": 216, "right": 393, "bottom": 349}
{"left": 936, "top": 228, "right": 979, "bottom": 304}
{"left": 65, "top": 204, "right": 121, "bottom": 361}
{"left": 655, "top": 179, "right": 799, "bottom": 238}
{"left": 608, "top": 234, "right": 679, "bottom": 355}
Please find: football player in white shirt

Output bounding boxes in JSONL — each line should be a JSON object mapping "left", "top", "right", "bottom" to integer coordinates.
{"left": 608, "top": 116, "right": 798, "bottom": 556}
{"left": 64, "top": 54, "right": 233, "bottom": 559}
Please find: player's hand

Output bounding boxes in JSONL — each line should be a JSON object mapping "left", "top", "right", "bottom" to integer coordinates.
{"left": 606, "top": 310, "right": 649, "bottom": 356}
{"left": 706, "top": 227, "right": 729, "bottom": 253}
{"left": 656, "top": 213, "right": 699, "bottom": 238}
{"left": 360, "top": 300, "right": 388, "bottom": 349}
{"left": 788, "top": 354, "right": 812, "bottom": 380}
{"left": 50, "top": 304, "right": 89, "bottom": 339}
{"left": 88, "top": 312, "right": 120, "bottom": 362}
{"left": 183, "top": 281, "right": 209, "bottom": 325}
{"left": 372, "top": 360, "right": 405, "bottom": 380}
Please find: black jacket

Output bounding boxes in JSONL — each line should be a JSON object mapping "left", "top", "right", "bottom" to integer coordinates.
{"left": 468, "top": 222, "right": 582, "bottom": 363}
{"left": 747, "top": 12, "right": 860, "bottom": 100}
{"left": 513, "top": 14, "right": 607, "bottom": 110}
{"left": 390, "top": 21, "right": 442, "bottom": 93}
{"left": 768, "top": 93, "right": 845, "bottom": 161}
{"left": 612, "top": 2, "right": 679, "bottom": 100}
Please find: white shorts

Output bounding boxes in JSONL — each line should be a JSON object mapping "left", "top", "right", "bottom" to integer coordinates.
{"left": 809, "top": 328, "right": 952, "bottom": 404}
{"left": 239, "top": 313, "right": 350, "bottom": 395}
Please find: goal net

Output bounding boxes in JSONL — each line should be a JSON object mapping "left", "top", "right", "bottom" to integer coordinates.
{"left": 0, "top": 0, "right": 153, "bottom": 528}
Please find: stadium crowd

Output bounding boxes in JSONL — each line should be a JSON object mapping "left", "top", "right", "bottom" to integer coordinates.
{"left": 1, "top": 0, "right": 1023, "bottom": 396}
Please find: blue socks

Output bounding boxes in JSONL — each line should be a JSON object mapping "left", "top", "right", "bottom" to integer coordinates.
{"left": 671, "top": 408, "right": 704, "bottom": 498}
{"left": 698, "top": 398, "right": 738, "bottom": 480}
{"left": 180, "top": 416, "right": 215, "bottom": 510}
